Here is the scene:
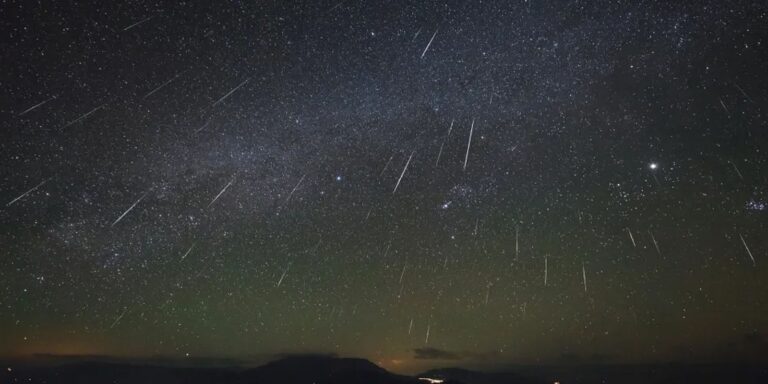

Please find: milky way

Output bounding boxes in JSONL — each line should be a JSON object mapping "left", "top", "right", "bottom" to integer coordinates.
{"left": 1, "top": 0, "right": 767, "bottom": 373}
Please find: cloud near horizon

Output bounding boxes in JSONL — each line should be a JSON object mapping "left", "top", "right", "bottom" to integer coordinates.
{"left": 412, "top": 348, "right": 464, "bottom": 360}
{"left": 412, "top": 348, "right": 504, "bottom": 362}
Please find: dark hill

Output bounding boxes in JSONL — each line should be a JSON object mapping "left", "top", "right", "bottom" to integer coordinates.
{"left": 1, "top": 355, "right": 464, "bottom": 384}
{"left": 235, "top": 355, "right": 424, "bottom": 384}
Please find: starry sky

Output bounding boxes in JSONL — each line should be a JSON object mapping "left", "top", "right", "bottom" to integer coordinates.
{"left": 1, "top": 0, "right": 767, "bottom": 374}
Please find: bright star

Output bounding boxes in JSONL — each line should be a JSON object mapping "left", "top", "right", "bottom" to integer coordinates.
{"left": 649, "top": 162, "right": 658, "bottom": 170}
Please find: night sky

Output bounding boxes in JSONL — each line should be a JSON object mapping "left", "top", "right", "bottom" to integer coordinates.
{"left": 1, "top": 0, "right": 767, "bottom": 374}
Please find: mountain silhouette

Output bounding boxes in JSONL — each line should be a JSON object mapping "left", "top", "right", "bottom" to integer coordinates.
{"left": 234, "top": 355, "right": 427, "bottom": 384}
{"left": 7, "top": 355, "right": 765, "bottom": 384}
{"left": 1, "top": 355, "right": 465, "bottom": 384}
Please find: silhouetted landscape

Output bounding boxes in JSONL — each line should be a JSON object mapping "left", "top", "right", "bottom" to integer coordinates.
{"left": 2, "top": 355, "right": 767, "bottom": 384}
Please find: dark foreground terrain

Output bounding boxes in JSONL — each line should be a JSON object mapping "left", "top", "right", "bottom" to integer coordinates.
{"left": 1, "top": 355, "right": 451, "bottom": 384}
{"left": 1, "top": 355, "right": 766, "bottom": 384}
